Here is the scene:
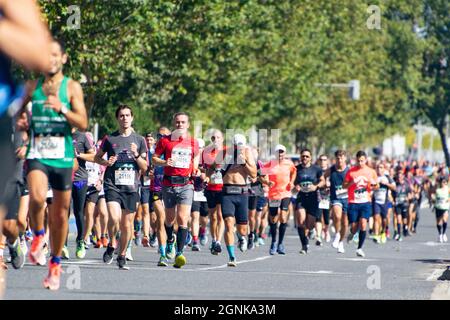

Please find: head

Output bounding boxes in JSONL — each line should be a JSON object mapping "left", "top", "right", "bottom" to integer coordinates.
{"left": 437, "top": 176, "right": 448, "bottom": 187}
{"left": 145, "top": 132, "right": 155, "bottom": 147}
{"left": 157, "top": 126, "right": 171, "bottom": 140}
{"left": 115, "top": 104, "right": 134, "bottom": 130}
{"left": 48, "top": 39, "right": 67, "bottom": 76}
{"left": 318, "top": 154, "right": 328, "bottom": 169}
{"left": 274, "top": 144, "right": 287, "bottom": 161}
{"left": 376, "top": 162, "right": 385, "bottom": 176}
{"left": 300, "top": 148, "right": 312, "bottom": 166}
{"left": 334, "top": 150, "right": 347, "bottom": 167}
{"left": 208, "top": 129, "right": 223, "bottom": 148}
{"left": 396, "top": 170, "right": 405, "bottom": 183}
{"left": 356, "top": 150, "right": 367, "bottom": 168}
{"left": 172, "top": 112, "right": 190, "bottom": 135}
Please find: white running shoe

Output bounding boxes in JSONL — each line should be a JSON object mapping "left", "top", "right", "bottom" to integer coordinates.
{"left": 125, "top": 246, "right": 133, "bottom": 261}
{"left": 444, "top": 234, "right": 448, "bottom": 242}
{"left": 356, "top": 249, "right": 365, "bottom": 258}
{"left": 238, "top": 237, "right": 248, "bottom": 253}
{"left": 439, "top": 234, "right": 444, "bottom": 243}
{"left": 337, "top": 241, "right": 345, "bottom": 254}
{"left": 325, "top": 231, "right": 331, "bottom": 243}
{"left": 332, "top": 234, "right": 341, "bottom": 249}
{"left": 20, "top": 239, "right": 28, "bottom": 257}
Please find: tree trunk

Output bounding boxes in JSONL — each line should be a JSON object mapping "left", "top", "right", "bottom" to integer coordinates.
{"left": 437, "top": 126, "right": 450, "bottom": 168}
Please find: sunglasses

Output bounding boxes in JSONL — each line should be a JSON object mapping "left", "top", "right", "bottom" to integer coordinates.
{"left": 301, "top": 155, "right": 311, "bottom": 158}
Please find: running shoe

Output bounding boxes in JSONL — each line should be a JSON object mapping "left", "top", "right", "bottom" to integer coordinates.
{"left": 29, "top": 235, "right": 46, "bottom": 266}
{"left": 142, "top": 236, "right": 150, "bottom": 248}
{"left": 134, "top": 231, "right": 141, "bottom": 247}
{"left": 173, "top": 253, "right": 186, "bottom": 268}
{"left": 299, "top": 245, "right": 308, "bottom": 255}
{"left": 76, "top": 240, "right": 86, "bottom": 259}
{"left": 356, "top": 249, "right": 365, "bottom": 258}
{"left": 332, "top": 234, "right": 340, "bottom": 249}
{"left": 9, "top": 241, "right": 25, "bottom": 269}
{"left": 94, "top": 239, "right": 103, "bottom": 249}
{"left": 185, "top": 232, "right": 193, "bottom": 247}
{"left": 101, "top": 236, "right": 108, "bottom": 248}
{"left": 103, "top": 245, "right": 115, "bottom": 264}
{"left": 192, "top": 241, "right": 200, "bottom": 252}
{"left": 157, "top": 255, "right": 168, "bottom": 267}
{"left": 337, "top": 242, "right": 345, "bottom": 253}
{"left": 248, "top": 234, "right": 255, "bottom": 250}
{"left": 149, "top": 233, "right": 158, "bottom": 247}
{"left": 42, "top": 242, "right": 49, "bottom": 256}
{"left": 227, "top": 257, "right": 237, "bottom": 267}
{"left": 444, "top": 234, "right": 448, "bottom": 243}
{"left": 394, "top": 233, "right": 400, "bottom": 241}
{"left": 258, "top": 237, "right": 265, "bottom": 246}
{"left": 277, "top": 243, "right": 286, "bottom": 255}
{"left": 373, "top": 235, "right": 381, "bottom": 244}
{"left": 43, "top": 261, "right": 61, "bottom": 290}
{"left": 238, "top": 237, "right": 248, "bottom": 253}
{"left": 386, "top": 229, "right": 391, "bottom": 238}
{"left": 61, "top": 245, "right": 70, "bottom": 260}
{"left": 84, "top": 239, "right": 90, "bottom": 250}
{"left": 353, "top": 233, "right": 359, "bottom": 244}
{"left": 166, "top": 240, "right": 176, "bottom": 260}
{"left": 210, "top": 240, "right": 217, "bottom": 255}
{"left": 117, "top": 255, "right": 129, "bottom": 270}
{"left": 25, "top": 230, "right": 33, "bottom": 242}
{"left": 315, "top": 237, "right": 323, "bottom": 247}
{"left": 199, "top": 233, "right": 208, "bottom": 246}
{"left": 126, "top": 245, "right": 133, "bottom": 261}
{"left": 269, "top": 242, "right": 277, "bottom": 255}
{"left": 439, "top": 234, "right": 444, "bottom": 243}
{"left": 380, "top": 232, "right": 387, "bottom": 244}
{"left": 347, "top": 233, "right": 354, "bottom": 244}
{"left": 214, "top": 241, "right": 222, "bottom": 254}
{"left": 397, "top": 235, "right": 403, "bottom": 242}
{"left": 19, "top": 238, "right": 28, "bottom": 259}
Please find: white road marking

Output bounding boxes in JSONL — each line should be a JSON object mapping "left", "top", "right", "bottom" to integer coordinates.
{"left": 427, "top": 269, "right": 442, "bottom": 281}
{"left": 62, "top": 260, "right": 102, "bottom": 265}
{"left": 337, "top": 258, "right": 378, "bottom": 262}
{"left": 196, "top": 256, "right": 272, "bottom": 271}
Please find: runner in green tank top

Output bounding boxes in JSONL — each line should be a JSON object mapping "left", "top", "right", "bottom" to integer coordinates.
{"left": 17, "top": 39, "right": 88, "bottom": 291}
{"left": 432, "top": 176, "right": 449, "bottom": 243}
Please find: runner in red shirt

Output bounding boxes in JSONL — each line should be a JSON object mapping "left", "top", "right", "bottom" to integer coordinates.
{"left": 202, "top": 129, "right": 226, "bottom": 255}
{"left": 343, "top": 150, "right": 378, "bottom": 258}
{"left": 152, "top": 112, "right": 200, "bottom": 268}
{"left": 262, "top": 144, "right": 296, "bottom": 255}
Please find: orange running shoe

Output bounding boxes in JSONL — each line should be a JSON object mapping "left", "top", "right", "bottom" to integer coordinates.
{"left": 94, "top": 239, "right": 103, "bottom": 249}
{"left": 29, "top": 235, "right": 47, "bottom": 266}
{"left": 43, "top": 261, "right": 61, "bottom": 290}
{"left": 101, "top": 236, "right": 108, "bottom": 248}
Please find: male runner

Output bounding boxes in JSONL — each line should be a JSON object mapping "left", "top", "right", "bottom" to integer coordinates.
{"left": 343, "top": 151, "right": 379, "bottom": 257}
{"left": 317, "top": 154, "right": 331, "bottom": 245}
{"left": 393, "top": 170, "right": 413, "bottom": 242}
{"left": 95, "top": 105, "right": 147, "bottom": 270}
{"left": 262, "top": 144, "right": 296, "bottom": 255}
{"left": 431, "top": 175, "right": 449, "bottom": 243}
{"left": 153, "top": 112, "right": 199, "bottom": 268}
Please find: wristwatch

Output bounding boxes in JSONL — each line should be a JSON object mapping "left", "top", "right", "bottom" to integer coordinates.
{"left": 134, "top": 154, "right": 140, "bottom": 160}
{"left": 60, "top": 105, "right": 69, "bottom": 115}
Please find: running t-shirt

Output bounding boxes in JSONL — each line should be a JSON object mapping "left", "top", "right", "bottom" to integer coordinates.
{"left": 394, "top": 182, "right": 411, "bottom": 206}
{"left": 140, "top": 150, "right": 154, "bottom": 189}
{"left": 372, "top": 174, "right": 395, "bottom": 205}
{"left": 26, "top": 76, "right": 74, "bottom": 168}
{"left": 345, "top": 166, "right": 377, "bottom": 204}
{"left": 295, "top": 164, "right": 323, "bottom": 194}
{"left": 155, "top": 134, "right": 199, "bottom": 187}
{"left": 202, "top": 146, "right": 226, "bottom": 192}
{"left": 101, "top": 131, "right": 147, "bottom": 193}
{"left": 73, "top": 130, "right": 94, "bottom": 182}
{"left": 330, "top": 165, "right": 349, "bottom": 201}
{"left": 249, "top": 161, "right": 265, "bottom": 197}
{"left": 435, "top": 186, "right": 449, "bottom": 210}
{"left": 262, "top": 159, "right": 296, "bottom": 200}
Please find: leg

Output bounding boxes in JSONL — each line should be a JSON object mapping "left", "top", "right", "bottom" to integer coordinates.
{"left": 83, "top": 201, "right": 96, "bottom": 243}
{"left": 106, "top": 202, "right": 121, "bottom": 248}
{"left": 119, "top": 210, "right": 135, "bottom": 256}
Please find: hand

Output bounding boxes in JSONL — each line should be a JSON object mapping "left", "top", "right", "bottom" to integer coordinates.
{"left": 268, "top": 181, "right": 275, "bottom": 188}
{"left": 107, "top": 155, "right": 117, "bottom": 167}
{"left": 44, "top": 95, "right": 63, "bottom": 113}
{"left": 130, "top": 143, "right": 139, "bottom": 158}
{"left": 95, "top": 180, "right": 102, "bottom": 191}
{"left": 237, "top": 151, "right": 247, "bottom": 165}
{"left": 166, "top": 158, "right": 174, "bottom": 167}
{"left": 295, "top": 185, "right": 301, "bottom": 192}
{"left": 309, "top": 185, "right": 318, "bottom": 192}
{"left": 16, "top": 111, "right": 29, "bottom": 131}
{"left": 15, "top": 146, "right": 27, "bottom": 159}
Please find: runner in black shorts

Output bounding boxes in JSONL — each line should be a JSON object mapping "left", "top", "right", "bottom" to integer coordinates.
{"left": 95, "top": 104, "right": 148, "bottom": 270}
{"left": 294, "top": 148, "right": 325, "bottom": 254}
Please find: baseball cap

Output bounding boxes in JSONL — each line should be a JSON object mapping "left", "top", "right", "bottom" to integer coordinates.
{"left": 233, "top": 134, "right": 246, "bottom": 146}
{"left": 274, "top": 144, "right": 286, "bottom": 153}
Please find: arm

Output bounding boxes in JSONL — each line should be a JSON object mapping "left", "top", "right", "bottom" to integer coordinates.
{"left": 0, "top": 0, "right": 52, "bottom": 71}
{"left": 242, "top": 148, "right": 257, "bottom": 179}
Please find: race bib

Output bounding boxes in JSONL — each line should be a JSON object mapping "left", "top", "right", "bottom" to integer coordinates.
{"left": 436, "top": 197, "right": 449, "bottom": 210}
{"left": 115, "top": 169, "right": 134, "bottom": 186}
{"left": 172, "top": 147, "right": 192, "bottom": 169}
{"left": 210, "top": 170, "right": 223, "bottom": 185}
{"left": 374, "top": 190, "right": 387, "bottom": 204}
{"left": 34, "top": 135, "right": 65, "bottom": 159}
{"left": 335, "top": 186, "right": 348, "bottom": 199}
{"left": 354, "top": 188, "right": 369, "bottom": 203}
{"left": 143, "top": 175, "right": 151, "bottom": 187}
{"left": 269, "top": 200, "right": 281, "bottom": 208}
{"left": 319, "top": 199, "right": 330, "bottom": 209}
{"left": 397, "top": 194, "right": 407, "bottom": 204}
{"left": 194, "top": 191, "right": 207, "bottom": 202}
{"left": 300, "top": 181, "right": 313, "bottom": 193}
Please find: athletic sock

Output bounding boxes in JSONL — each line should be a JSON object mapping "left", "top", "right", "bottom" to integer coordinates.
{"left": 199, "top": 227, "right": 206, "bottom": 236}
{"left": 193, "top": 235, "right": 199, "bottom": 242}
{"left": 134, "top": 220, "right": 142, "bottom": 232}
{"left": 34, "top": 229, "right": 45, "bottom": 237}
{"left": 7, "top": 238, "right": 18, "bottom": 249}
{"left": 358, "top": 230, "right": 366, "bottom": 249}
{"left": 437, "top": 224, "right": 443, "bottom": 235}
{"left": 50, "top": 256, "right": 61, "bottom": 265}
{"left": 397, "top": 223, "right": 401, "bottom": 235}
{"left": 226, "top": 245, "right": 235, "bottom": 260}
{"left": 176, "top": 227, "right": 188, "bottom": 255}
{"left": 443, "top": 222, "right": 447, "bottom": 234}
{"left": 165, "top": 224, "right": 174, "bottom": 242}
{"left": 297, "top": 227, "right": 307, "bottom": 247}
{"left": 278, "top": 223, "right": 287, "bottom": 245}
{"left": 269, "top": 222, "right": 277, "bottom": 243}
{"left": 159, "top": 244, "right": 166, "bottom": 257}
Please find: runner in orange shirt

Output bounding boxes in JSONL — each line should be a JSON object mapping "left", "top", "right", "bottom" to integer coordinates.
{"left": 262, "top": 145, "right": 296, "bottom": 255}
{"left": 343, "top": 151, "right": 378, "bottom": 257}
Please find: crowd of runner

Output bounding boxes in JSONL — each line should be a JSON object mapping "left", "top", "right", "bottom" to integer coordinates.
{"left": 0, "top": 3, "right": 449, "bottom": 294}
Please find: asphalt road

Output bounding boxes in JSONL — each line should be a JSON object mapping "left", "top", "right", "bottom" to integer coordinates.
{"left": 3, "top": 204, "right": 450, "bottom": 300}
